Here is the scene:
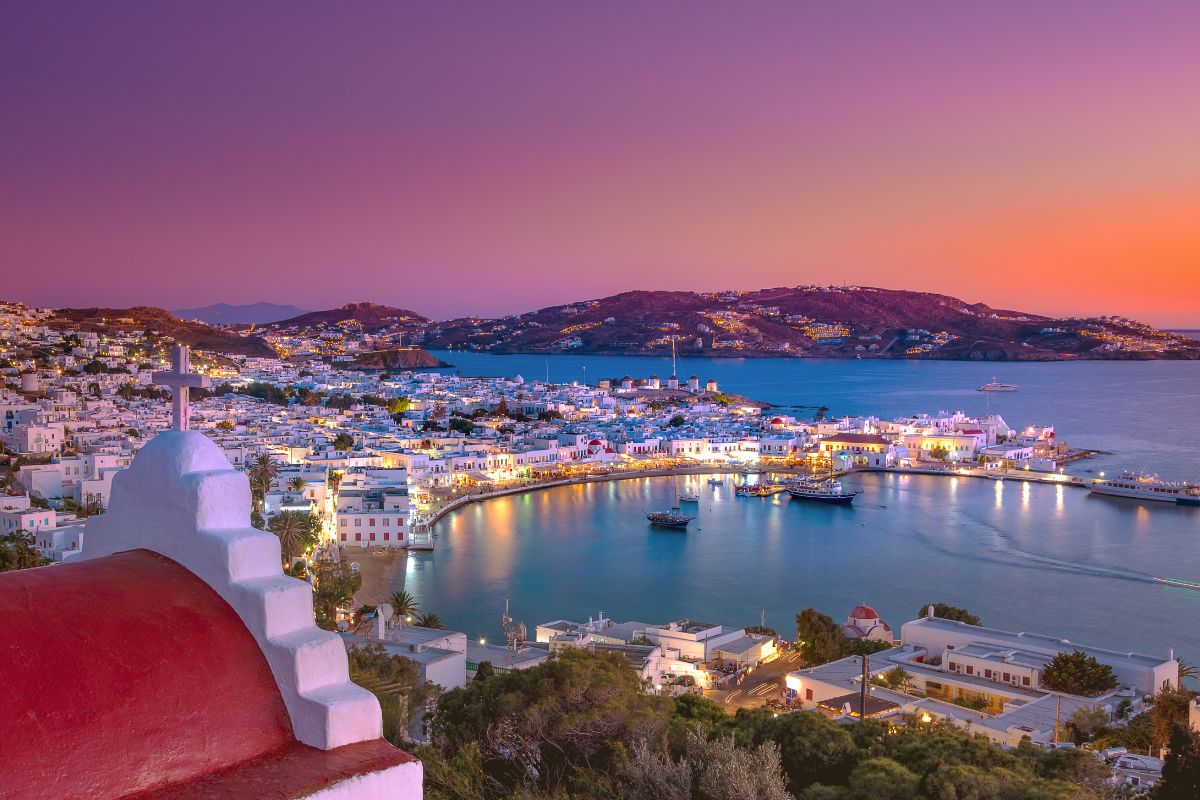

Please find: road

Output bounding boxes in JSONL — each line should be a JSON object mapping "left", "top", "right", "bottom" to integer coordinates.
{"left": 706, "top": 649, "right": 805, "bottom": 710}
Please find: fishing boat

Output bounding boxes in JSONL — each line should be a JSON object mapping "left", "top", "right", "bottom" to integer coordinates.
{"left": 679, "top": 492, "right": 701, "bottom": 503}
{"left": 708, "top": 477, "right": 725, "bottom": 485}
{"left": 977, "top": 377, "right": 1019, "bottom": 392}
{"left": 647, "top": 478, "right": 695, "bottom": 529}
{"left": 1089, "top": 470, "right": 1200, "bottom": 505}
{"left": 785, "top": 476, "right": 861, "bottom": 505}
{"left": 735, "top": 483, "right": 786, "bottom": 497}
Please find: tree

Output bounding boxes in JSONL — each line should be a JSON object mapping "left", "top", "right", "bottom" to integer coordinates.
{"left": 415, "top": 612, "right": 445, "bottom": 630}
{"left": 668, "top": 414, "right": 687, "bottom": 427}
{"left": 389, "top": 590, "right": 420, "bottom": 623}
{"left": 1160, "top": 725, "right": 1200, "bottom": 800}
{"left": 929, "top": 446, "right": 950, "bottom": 461}
{"left": 387, "top": 396, "right": 411, "bottom": 414}
{"left": 448, "top": 417, "right": 475, "bottom": 436}
{"left": 1151, "top": 683, "right": 1196, "bottom": 748}
{"left": 745, "top": 625, "right": 779, "bottom": 638}
{"left": 1066, "top": 705, "right": 1110, "bottom": 743}
{"left": 917, "top": 603, "right": 981, "bottom": 626}
{"left": 332, "top": 432, "right": 355, "bottom": 451}
{"left": 346, "top": 643, "right": 432, "bottom": 745}
{"left": 795, "top": 608, "right": 847, "bottom": 666}
{"left": 288, "top": 476, "right": 307, "bottom": 491}
{"left": 430, "top": 649, "right": 674, "bottom": 796}
{"left": 472, "top": 661, "right": 495, "bottom": 682}
{"left": 1040, "top": 651, "right": 1118, "bottom": 697}
{"left": 0, "top": 530, "right": 51, "bottom": 572}
{"left": 267, "top": 511, "right": 321, "bottom": 562}
{"left": 216, "top": 419, "right": 235, "bottom": 431}
{"left": 619, "top": 731, "right": 793, "bottom": 800}
{"left": 719, "top": 707, "right": 857, "bottom": 792}
{"left": 846, "top": 757, "right": 918, "bottom": 800}
{"left": 248, "top": 453, "right": 279, "bottom": 509}
{"left": 311, "top": 560, "right": 361, "bottom": 630}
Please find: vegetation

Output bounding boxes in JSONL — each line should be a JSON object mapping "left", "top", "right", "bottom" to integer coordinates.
{"left": 419, "top": 649, "right": 1116, "bottom": 799}
{"left": 415, "top": 612, "right": 445, "bottom": 630}
{"left": 266, "top": 511, "right": 321, "bottom": 562}
{"left": 668, "top": 414, "right": 687, "bottom": 427}
{"left": 918, "top": 602, "right": 981, "bottom": 626}
{"left": 745, "top": 625, "right": 779, "bottom": 638}
{"left": 389, "top": 589, "right": 420, "bottom": 623}
{"left": 247, "top": 453, "right": 279, "bottom": 512}
{"left": 1040, "top": 651, "right": 1118, "bottom": 697}
{"left": 448, "top": 417, "right": 475, "bottom": 435}
{"left": 794, "top": 608, "right": 891, "bottom": 666}
{"left": 347, "top": 643, "right": 439, "bottom": 744}
{"left": 0, "top": 530, "right": 51, "bottom": 572}
{"left": 311, "top": 560, "right": 361, "bottom": 630}
{"left": 332, "top": 432, "right": 355, "bottom": 451}
{"left": 1161, "top": 725, "right": 1200, "bottom": 799}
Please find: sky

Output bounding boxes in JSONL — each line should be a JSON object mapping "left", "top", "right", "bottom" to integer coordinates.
{"left": 2, "top": 2, "right": 1198, "bottom": 326}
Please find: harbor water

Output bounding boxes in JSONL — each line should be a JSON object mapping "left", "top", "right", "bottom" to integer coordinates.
{"left": 407, "top": 353, "right": 1200, "bottom": 659}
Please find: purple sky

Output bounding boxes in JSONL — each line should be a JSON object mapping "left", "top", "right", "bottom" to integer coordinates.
{"left": 2, "top": 2, "right": 1198, "bottom": 325}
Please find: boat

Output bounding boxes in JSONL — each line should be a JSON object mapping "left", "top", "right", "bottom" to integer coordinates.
{"left": 785, "top": 476, "right": 861, "bottom": 505}
{"left": 977, "top": 377, "right": 1019, "bottom": 392}
{"left": 647, "top": 478, "right": 695, "bottom": 528}
{"left": 736, "top": 483, "right": 786, "bottom": 497}
{"left": 708, "top": 477, "right": 725, "bottom": 485}
{"left": 679, "top": 492, "right": 701, "bottom": 503}
{"left": 1089, "top": 470, "right": 1200, "bottom": 505}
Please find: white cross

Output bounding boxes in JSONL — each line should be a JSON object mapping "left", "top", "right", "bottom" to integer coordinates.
{"left": 153, "top": 345, "right": 211, "bottom": 431}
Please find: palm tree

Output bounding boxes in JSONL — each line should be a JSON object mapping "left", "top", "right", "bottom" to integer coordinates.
{"left": 415, "top": 611, "right": 444, "bottom": 630}
{"left": 288, "top": 476, "right": 307, "bottom": 492}
{"left": 268, "top": 511, "right": 317, "bottom": 562}
{"left": 248, "top": 453, "right": 280, "bottom": 508}
{"left": 389, "top": 590, "right": 420, "bottom": 624}
{"left": 1177, "top": 656, "right": 1196, "bottom": 683}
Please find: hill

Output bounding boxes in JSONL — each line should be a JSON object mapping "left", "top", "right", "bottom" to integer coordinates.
{"left": 344, "top": 348, "right": 449, "bottom": 370}
{"left": 173, "top": 302, "right": 310, "bottom": 325}
{"left": 48, "top": 306, "right": 275, "bottom": 358}
{"left": 264, "top": 302, "right": 428, "bottom": 332}
{"left": 423, "top": 286, "right": 1199, "bottom": 361}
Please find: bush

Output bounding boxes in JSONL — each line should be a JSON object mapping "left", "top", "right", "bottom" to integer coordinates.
{"left": 1041, "top": 651, "right": 1118, "bottom": 697}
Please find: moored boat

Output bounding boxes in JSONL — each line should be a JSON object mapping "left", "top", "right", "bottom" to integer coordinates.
{"left": 647, "top": 478, "right": 696, "bottom": 528}
{"left": 785, "top": 476, "right": 861, "bottom": 505}
{"left": 977, "top": 377, "right": 1019, "bottom": 392}
{"left": 1089, "top": 470, "right": 1200, "bottom": 505}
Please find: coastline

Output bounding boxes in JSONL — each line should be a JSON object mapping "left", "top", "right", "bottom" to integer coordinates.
{"left": 424, "top": 462, "right": 1094, "bottom": 530}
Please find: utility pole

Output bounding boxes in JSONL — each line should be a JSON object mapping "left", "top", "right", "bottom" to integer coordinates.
{"left": 860, "top": 654, "right": 870, "bottom": 719}
{"left": 1054, "top": 693, "right": 1062, "bottom": 745}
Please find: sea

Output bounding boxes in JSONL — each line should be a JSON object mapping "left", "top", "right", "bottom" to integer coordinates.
{"left": 400, "top": 352, "right": 1200, "bottom": 662}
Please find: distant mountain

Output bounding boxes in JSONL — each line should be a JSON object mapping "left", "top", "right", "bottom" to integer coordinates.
{"left": 264, "top": 302, "right": 429, "bottom": 332}
{"left": 423, "top": 286, "right": 1200, "bottom": 361}
{"left": 49, "top": 306, "right": 275, "bottom": 358}
{"left": 173, "top": 302, "right": 311, "bottom": 325}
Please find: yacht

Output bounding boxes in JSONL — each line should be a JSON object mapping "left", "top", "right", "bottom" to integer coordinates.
{"left": 785, "top": 476, "right": 861, "bottom": 505}
{"left": 678, "top": 492, "right": 701, "bottom": 503}
{"left": 735, "top": 483, "right": 786, "bottom": 497}
{"left": 1089, "top": 471, "right": 1200, "bottom": 505}
{"left": 977, "top": 377, "right": 1019, "bottom": 392}
{"left": 708, "top": 477, "right": 725, "bottom": 485}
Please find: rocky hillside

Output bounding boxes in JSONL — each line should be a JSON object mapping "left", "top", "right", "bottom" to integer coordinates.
{"left": 423, "top": 286, "right": 1199, "bottom": 361}
{"left": 346, "top": 348, "right": 449, "bottom": 370}
{"left": 262, "top": 302, "right": 428, "bottom": 333}
{"left": 173, "top": 302, "right": 310, "bottom": 325}
{"left": 48, "top": 306, "right": 275, "bottom": 358}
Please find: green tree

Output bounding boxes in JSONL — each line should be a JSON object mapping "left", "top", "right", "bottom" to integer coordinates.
{"left": 1160, "top": 724, "right": 1200, "bottom": 800}
{"left": 795, "top": 608, "right": 847, "bottom": 665}
{"left": 248, "top": 453, "right": 279, "bottom": 509}
{"left": 287, "top": 476, "right": 307, "bottom": 492}
{"left": 928, "top": 446, "right": 950, "bottom": 461}
{"left": 619, "top": 731, "right": 793, "bottom": 800}
{"left": 416, "top": 612, "right": 445, "bottom": 630}
{"left": 448, "top": 417, "right": 475, "bottom": 436}
{"left": 216, "top": 419, "right": 235, "bottom": 431}
{"left": 0, "top": 530, "right": 51, "bottom": 572}
{"left": 332, "top": 432, "right": 355, "bottom": 451}
{"left": 389, "top": 590, "right": 420, "bottom": 623}
{"left": 267, "top": 511, "right": 321, "bottom": 562}
{"left": 917, "top": 602, "right": 981, "bottom": 626}
{"left": 429, "top": 649, "right": 673, "bottom": 796}
{"left": 1040, "top": 651, "right": 1118, "bottom": 697}
{"left": 346, "top": 643, "right": 433, "bottom": 745}
{"left": 846, "top": 757, "right": 918, "bottom": 800}
{"left": 668, "top": 414, "right": 687, "bottom": 427}
{"left": 719, "top": 707, "right": 857, "bottom": 792}
{"left": 311, "top": 560, "right": 361, "bottom": 630}
{"left": 387, "top": 396, "right": 411, "bottom": 414}
{"left": 472, "top": 661, "right": 495, "bottom": 682}
{"left": 1150, "top": 683, "right": 1196, "bottom": 748}
{"left": 1066, "top": 705, "right": 1109, "bottom": 743}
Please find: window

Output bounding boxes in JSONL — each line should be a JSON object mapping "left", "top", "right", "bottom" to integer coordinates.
{"left": 369, "top": 532, "right": 375, "bottom": 541}
{"left": 340, "top": 533, "right": 346, "bottom": 542}
{"left": 355, "top": 532, "right": 361, "bottom": 541}
{"left": 1022, "top": 676, "right": 1030, "bottom": 686}
{"left": 383, "top": 532, "right": 389, "bottom": 541}
{"left": 369, "top": 518, "right": 376, "bottom": 526}
{"left": 382, "top": 518, "right": 389, "bottom": 526}
{"left": 966, "top": 665, "right": 974, "bottom": 675}
{"left": 355, "top": 519, "right": 361, "bottom": 527}
{"left": 805, "top": 688, "right": 813, "bottom": 701}
{"left": 985, "top": 669, "right": 992, "bottom": 679}
{"left": 1003, "top": 672, "right": 1010, "bottom": 682}
{"left": 340, "top": 519, "right": 346, "bottom": 527}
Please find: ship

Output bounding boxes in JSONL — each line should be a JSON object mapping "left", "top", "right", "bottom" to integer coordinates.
{"left": 785, "top": 476, "right": 861, "bottom": 505}
{"left": 977, "top": 377, "right": 1019, "bottom": 392}
{"left": 1089, "top": 470, "right": 1200, "bottom": 506}
{"left": 735, "top": 483, "right": 786, "bottom": 497}
{"left": 647, "top": 479, "right": 695, "bottom": 529}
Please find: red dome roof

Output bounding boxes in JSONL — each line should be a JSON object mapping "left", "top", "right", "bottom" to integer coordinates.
{"left": 770, "top": 417, "right": 785, "bottom": 425}
{"left": 588, "top": 439, "right": 602, "bottom": 446}
{"left": 850, "top": 603, "right": 879, "bottom": 619}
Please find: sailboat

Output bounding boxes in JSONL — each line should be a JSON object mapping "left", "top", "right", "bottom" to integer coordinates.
{"left": 785, "top": 454, "right": 861, "bottom": 505}
{"left": 647, "top": 477, "right": 695, "bottom": 529}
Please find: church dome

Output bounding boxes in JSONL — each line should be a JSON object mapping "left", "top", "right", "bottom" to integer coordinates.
{"left": 850, "top": 603, "right": 879, "bottom": 620}
{"left": 770, "top": 417, "right": 785, "bottom": 425}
